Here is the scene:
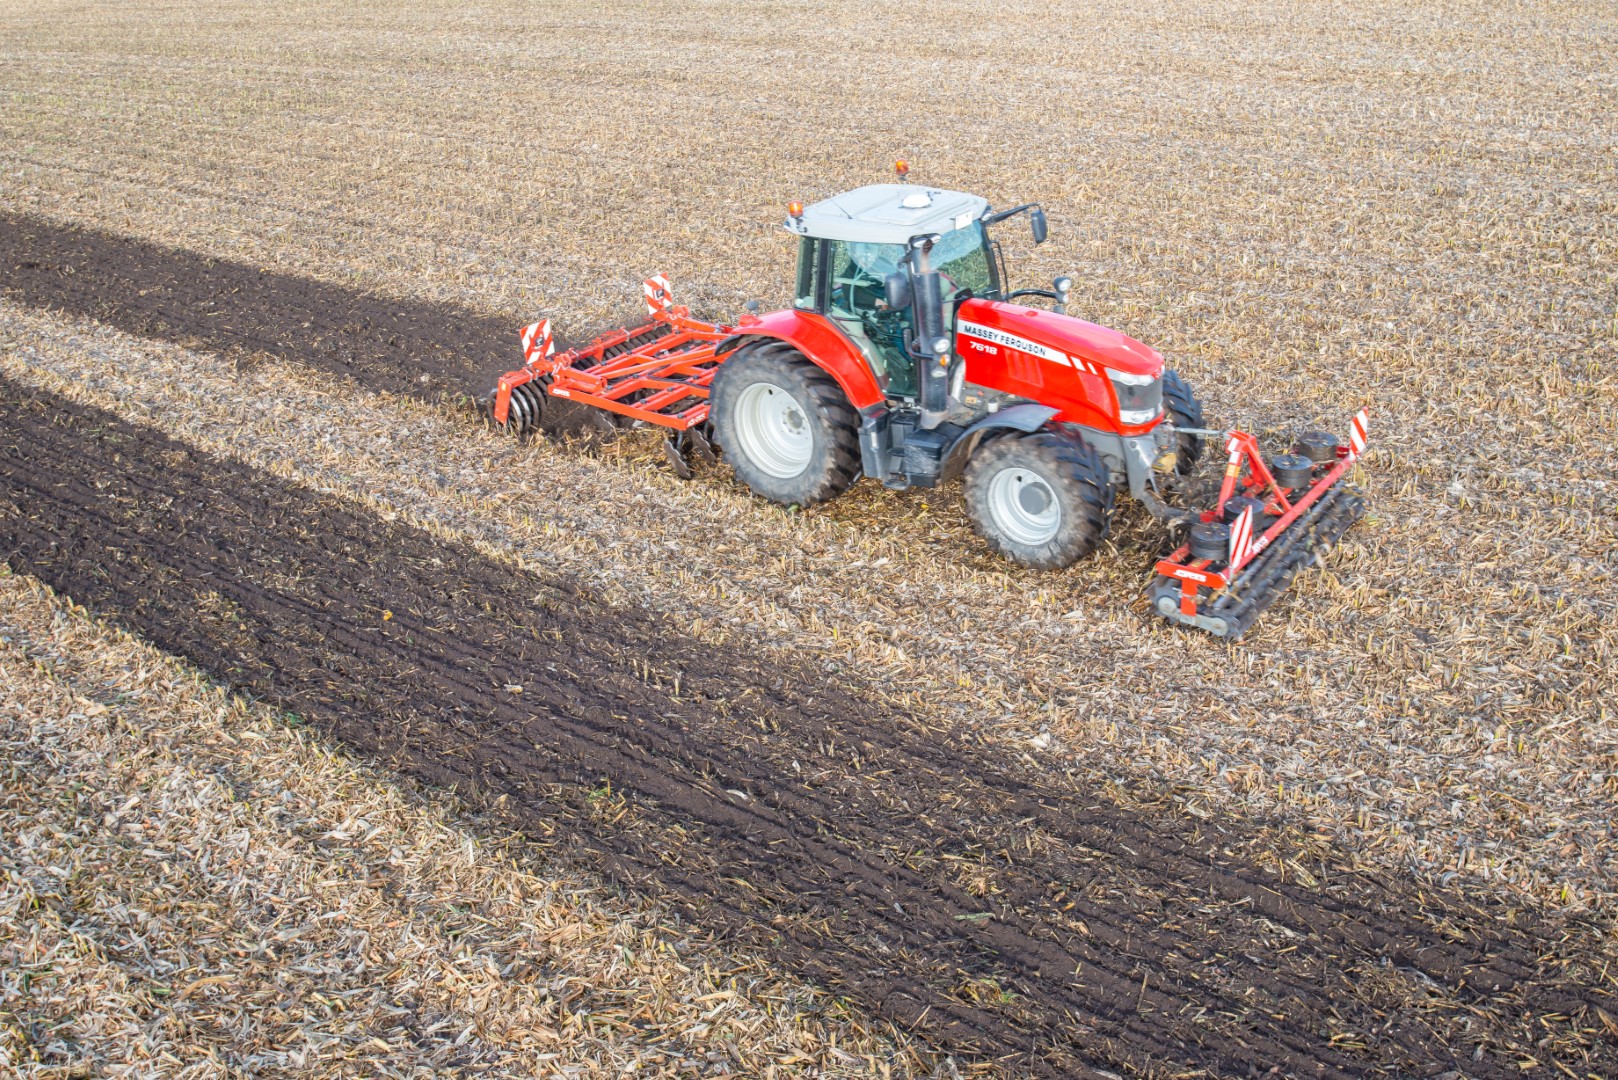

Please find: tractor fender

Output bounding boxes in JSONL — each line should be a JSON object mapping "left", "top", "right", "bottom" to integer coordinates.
{"left": 715, "top": 309, "right": 885, "bottom": 411}
{"left": 940, "top": 403, "right": 1060, "bottom": 482}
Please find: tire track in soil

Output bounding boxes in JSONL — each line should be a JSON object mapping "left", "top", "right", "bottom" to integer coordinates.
{"left": 2, "top": 380, "right": 1612, "bottom": 1077}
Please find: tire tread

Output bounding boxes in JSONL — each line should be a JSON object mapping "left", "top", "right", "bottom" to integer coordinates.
{"left": 712, "top": 340, "right": 861, "bottom": 505}
{"left": 963, "top": 430, "right": 1115, "bottom": 569}
{"left": 1163, "top": 368, "right": 1206, "bottom": 469}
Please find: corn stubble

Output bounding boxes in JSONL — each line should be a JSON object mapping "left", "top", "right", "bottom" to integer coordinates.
{"left": 0, "top": 573, "right": 923, "bottom": 1076}
{"left": 0, "top": 0, "right": 1614, "bottom": 1073}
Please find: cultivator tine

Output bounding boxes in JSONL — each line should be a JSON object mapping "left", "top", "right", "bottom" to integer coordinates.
{"left": 686, "top": 424, "right": 718, "bottom": 465}
{"left": 658, "top": 427, "right": 718, "bottom": 479}
{"left": 661, "top": 435, "right": 693, "bottom": 480}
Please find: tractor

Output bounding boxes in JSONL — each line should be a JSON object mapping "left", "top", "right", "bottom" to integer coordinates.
{"left": 487, "top": 166, "right": 1368, "bottom": 638}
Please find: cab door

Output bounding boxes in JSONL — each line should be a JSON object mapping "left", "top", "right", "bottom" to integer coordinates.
{"left": 796, "top": 237, "right": 914, "bottom": 397}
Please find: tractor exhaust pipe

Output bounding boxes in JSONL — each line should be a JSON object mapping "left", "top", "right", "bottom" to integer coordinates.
{"left": 906, "top": 234, "right": 951, "bottom": 429}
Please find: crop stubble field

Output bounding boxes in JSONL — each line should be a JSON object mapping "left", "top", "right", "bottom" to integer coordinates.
{"left": 1, "top": 0, "right": 1616, "bottom": 1076}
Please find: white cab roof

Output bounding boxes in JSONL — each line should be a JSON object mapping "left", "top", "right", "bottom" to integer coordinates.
{"left": 785, "top": 184, "right": 990, "bottom": 245}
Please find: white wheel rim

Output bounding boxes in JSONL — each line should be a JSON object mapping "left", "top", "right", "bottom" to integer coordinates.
{"left": 732, "top": 381, "right": 814, "bottom": 479}
{"left": 987, "top": 467, "right": 1061, "bottom": 546}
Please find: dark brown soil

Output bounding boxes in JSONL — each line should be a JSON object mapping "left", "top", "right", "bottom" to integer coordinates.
{"left": 1, "top": 378, "right": 1612, "bottom": 1078}
{"left": 0, "top": 212, "right": 503, "bottom": 395}
{"left": 0, "top": 210, "right": 607, "bottom": 431}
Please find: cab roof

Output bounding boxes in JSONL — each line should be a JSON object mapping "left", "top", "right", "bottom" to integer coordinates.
{"left": 785, "top": 184, "right": 990, "bottom": 246}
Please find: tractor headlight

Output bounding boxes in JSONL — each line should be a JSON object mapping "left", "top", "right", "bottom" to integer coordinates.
{"left": 1106, "top": 367, "right": 1163, "bottom": 426}
{"left": 1106, "top": 368, "right": 1155, "bottom": 387}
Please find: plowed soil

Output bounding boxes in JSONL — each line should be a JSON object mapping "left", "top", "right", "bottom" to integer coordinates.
{"left": 0, "top": 211, "right": 501, "bottom": 398}
{"left": 2, "top": 378, "right": 1611, "bottom": 1078}
{"left": 0, "top": 211, "right": 604, "bottom": 431}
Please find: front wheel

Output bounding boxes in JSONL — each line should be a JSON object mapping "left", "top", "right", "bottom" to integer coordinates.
{"left": 963, "top": 431, "right": 1115, "bottom": 569}
{"left": 710, "top": 340, "right": 861, "bottom": 506}
{"left": 1163, "top": 369, "right": 1205, "bottom": 471}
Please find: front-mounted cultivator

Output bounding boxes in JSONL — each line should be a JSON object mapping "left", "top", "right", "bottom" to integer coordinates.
{"left": 1148, "top": 412, "right": 1369, "bottom": 639}
{"left": 486, "top": 169, "right": 1371, "bottom": 639}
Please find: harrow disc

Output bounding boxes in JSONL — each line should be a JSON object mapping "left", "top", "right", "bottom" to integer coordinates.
{"left": 486, "top": 379, "right": 547, "bottom": 436}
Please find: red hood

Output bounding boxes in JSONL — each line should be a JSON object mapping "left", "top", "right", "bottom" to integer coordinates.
{"left": 956, "top": 298, "right": 1162, "bottom": 377}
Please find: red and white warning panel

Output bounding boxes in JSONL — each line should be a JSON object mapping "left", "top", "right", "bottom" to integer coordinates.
{"left": 643, "top": 274, "right": 673, "bottom": 316}
{"left": 520, "top": 318, "right": 554, "bottom": 364}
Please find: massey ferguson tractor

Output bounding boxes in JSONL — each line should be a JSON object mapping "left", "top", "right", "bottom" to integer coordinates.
{"left": 486, "top": 167, "right": 1369, "bottom": 638}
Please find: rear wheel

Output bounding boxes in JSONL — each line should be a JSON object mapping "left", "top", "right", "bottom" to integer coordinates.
{"left": 1163, "top": 368, "right": 1205, "bottom": 471}
{"left": 711, "top": 341, "right": 861, "bottom": 506}
{"left": 964, "top": 431, "right": 1114, "bottom": 569}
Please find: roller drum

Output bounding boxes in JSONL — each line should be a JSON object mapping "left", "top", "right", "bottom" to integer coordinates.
{"left": 1295, "top": 430, "right": 1339, "bottom": 464}
{"left": 496, "top": 381, "right": 546, "bottom": 435}
{"left": 1222, "top": 495, "right": 1265, "bottom": 524}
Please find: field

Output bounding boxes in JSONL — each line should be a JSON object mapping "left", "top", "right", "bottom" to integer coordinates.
{"left": 1, "top": 0, "right": 1615, "bottom": 1075}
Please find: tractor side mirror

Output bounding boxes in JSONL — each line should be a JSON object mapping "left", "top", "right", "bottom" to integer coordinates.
{"left": 1030, "top": 208, "right": 1049, "bottom": 245}
{"left": 885, "top": 271, "right": 912, "bottom": 310}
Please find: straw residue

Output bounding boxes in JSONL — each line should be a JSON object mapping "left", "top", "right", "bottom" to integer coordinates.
{"left": 0, "top": 571, "right": 921, "bottom": 1077}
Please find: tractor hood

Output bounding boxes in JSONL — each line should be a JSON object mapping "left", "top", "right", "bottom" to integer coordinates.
{"left": 956, "top": 298, "right": 1163, "bottom": 378}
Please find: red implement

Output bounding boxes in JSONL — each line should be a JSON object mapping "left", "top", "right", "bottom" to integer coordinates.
{"left": 489, "top": 276, "right": 732, "bottom": 433}
{"left": 1149, "top": 409, "right": 1369, "bottom": 638}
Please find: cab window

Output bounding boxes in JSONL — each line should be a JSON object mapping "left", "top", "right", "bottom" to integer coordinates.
{"left": 793, "top": 238, "right": 816, "bottom": 308}
{"left": 828, "top": 240, "right": 905, "bottom": 317}
{"left": 823, "top": 239, "right": 912, "bottom": 392}
{"left": 930, "top": 223, "right": 997, "bottom": 299}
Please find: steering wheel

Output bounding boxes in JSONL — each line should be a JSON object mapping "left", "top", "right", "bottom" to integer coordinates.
{"left": 1004, "top": 288, "right": 1063, "bottom": 306}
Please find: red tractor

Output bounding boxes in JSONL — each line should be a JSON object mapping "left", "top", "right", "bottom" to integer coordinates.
{"left": 487, "top": 169, "right": 1368, "bottom": 638}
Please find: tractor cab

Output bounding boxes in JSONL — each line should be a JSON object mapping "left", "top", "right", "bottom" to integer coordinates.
{"left": 786, "top": 184, "right": 1004, "bottom": 397}
{"left": 785, "top": 182, "right": 1067, "bottom": 421}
